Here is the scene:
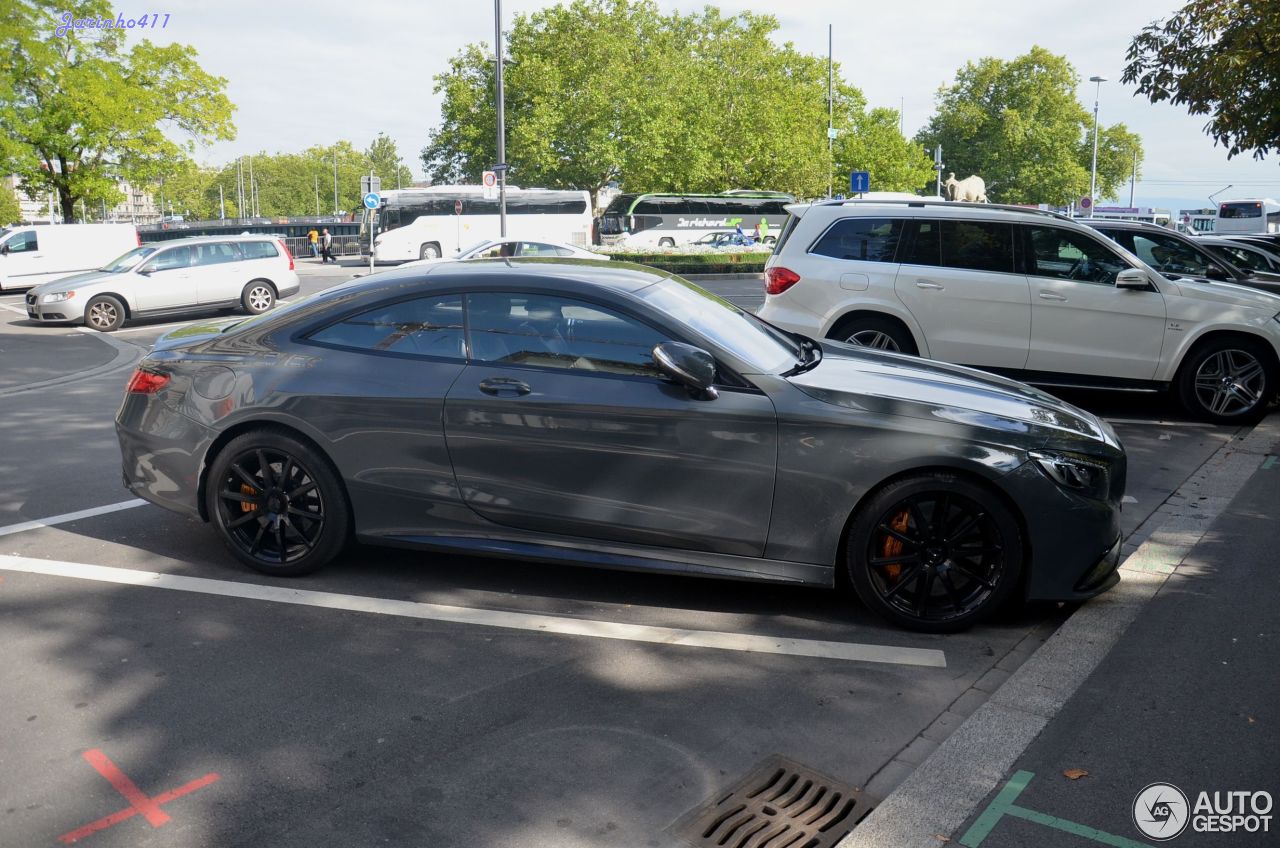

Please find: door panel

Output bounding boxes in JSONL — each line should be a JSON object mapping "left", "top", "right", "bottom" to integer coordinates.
{"left": 134, "top": 245, "right": 197, "bottom": 311}
{"left": 894, "top": 219, "right": 1031, "bottom": 368}
{"left": 193, "top": 241, "right": 245, "bottom": 304}
{"left": 1022, "top": 225, "right": 1166, "bottom": 379}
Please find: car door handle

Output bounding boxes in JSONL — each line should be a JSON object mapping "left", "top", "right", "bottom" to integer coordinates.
{"left": 1038, "top": 291, "right": 1068, "bottom": 302}
{"left": 478, "top": 376, "right": 531, "bottom": 397}
{"left": 915, "top": 280, "right": 944, "bottom": 290}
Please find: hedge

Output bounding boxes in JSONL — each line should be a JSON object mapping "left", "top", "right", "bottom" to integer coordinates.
{"left": 606, "top": 251, "right": 768, "bottom": 276}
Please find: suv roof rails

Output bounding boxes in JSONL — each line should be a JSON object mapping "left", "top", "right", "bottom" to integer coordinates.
{"left": 812, "top": 198, "right": 1074, "bottom": 222}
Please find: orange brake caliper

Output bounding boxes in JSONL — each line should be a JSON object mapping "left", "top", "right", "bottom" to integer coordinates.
{"left": 240, "top": 484, "right": 257, "bottom": 513}
{"left": 880, "top": 509, "right": 911, "bottom": 581}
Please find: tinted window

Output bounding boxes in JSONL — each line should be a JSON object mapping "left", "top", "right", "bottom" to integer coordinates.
{"left": 1129, "top": 232, "right": 1215, "bottom": 276}
{"left": 1024, "top": 226, "right": 1129, "bottom": 284}
{"left": 943, "top": 220, "right": 1014, "bottom": 272}
{"left": 240, "top": 241, "right": 280, "bottom": 260}
{"left": 309, "top": 295, "right": 465, "bottom": 359}
{"left": 810, "top": 218, "right": 903, "bottom": 262}
{"left": 638, "top": 278, "right": 795, "bottom": 374}
{"left": 902, "top": 220, "right": 941, "bottom": 265}
{"left": 5, "top": 231, "right": 37, "bottom": 253}
{"left": 194, "top": 242, "right": 241, "bottom": 266}
{"left": 1220, "top": 202, "right": 1262, "bottom": 219}
{"left": 1211, "top": 244, "right": 1273, "bottom": 273}
{"left": 146, "top": 246, "right": 193, "bottom": 271}
{"left": 467, "top": 293, "right": 665, "bottom": 377}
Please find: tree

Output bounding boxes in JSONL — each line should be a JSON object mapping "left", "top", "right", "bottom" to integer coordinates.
{"left": 0, "top": 0, "right": 236, "bottom": 222}
{"left": 365, "top": 133, "right": 414, "bottom": 191}
{"left": 915, "top": 47, "right": 1143, "bottom": 205}
{"left": 835, "top": 104, "right": 935, "bottom": 193}
{"left": 1123, "top": 0, "right": 1280, "bottom": 160}
{"left": 0, "top": 185, "right": 21, "bottom": 225}
{"left": 422, "top": 0, "right": 931, "bottom": 203}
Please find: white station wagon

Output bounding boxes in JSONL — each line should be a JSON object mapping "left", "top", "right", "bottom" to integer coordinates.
{"left": 25, "top": 235, "right": 301, "bottom": 331}
{"left": 759, "top": 200, "right": 1280, "bottom": 423}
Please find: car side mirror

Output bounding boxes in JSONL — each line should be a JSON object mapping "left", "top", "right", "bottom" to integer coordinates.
{"left": 0, "top": 244, "right": 8, "bottom": 255}
{"left": 137, "top": 265, "right": 153, "bottom": 276}
{"left": 653, "top": 342, "right": 718, "bottom": 399}
{"left": 1205, "top": 264, "right": 1230, "bottom": 280}
{"left": 1115, "top": 268, "right": 1150, "bottom": 290}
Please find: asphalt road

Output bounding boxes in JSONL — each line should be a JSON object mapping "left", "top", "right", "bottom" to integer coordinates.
{"left": 0, "top": 262, "right": 1255, "bottom": 848}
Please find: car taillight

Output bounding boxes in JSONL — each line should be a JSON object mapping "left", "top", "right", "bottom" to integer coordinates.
{"left": 278, "top": 239, "right": 294, "bottom": 270}
{"left": 125, "top": 369, "right": 170, "bottom": 394}
{"left": 765, "top": 266, "right": 801, "bottom": 295}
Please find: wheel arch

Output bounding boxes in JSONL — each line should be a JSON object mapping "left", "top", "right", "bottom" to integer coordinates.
{"left": 85, "top": 292, "right": 133, "bottom": 319}
{"left": 1168, "top": 328, "right": 1280, "bottom": 384}
{"left": 825, "top": 308, "right": 926, "bottom": 355}
{"left": 245, "top": 277, "right": 278, "bottom": 295}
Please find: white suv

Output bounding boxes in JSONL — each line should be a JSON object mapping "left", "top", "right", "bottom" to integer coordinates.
{"left": 759, "top": 200, "right": 1280, "bottom": 423}
{"left": 26, "top": 235, "right": 301, "bottom": 332}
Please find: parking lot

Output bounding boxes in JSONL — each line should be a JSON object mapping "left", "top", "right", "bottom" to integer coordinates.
{"left": 0, "top": 260, "right": 1256, "bottom": 848}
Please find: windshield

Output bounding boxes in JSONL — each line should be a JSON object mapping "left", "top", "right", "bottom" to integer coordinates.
{"left": 639, "top": 277, "right": 799, "bottom": 373}
{"left": 99, "top": 246, "right": 157, "bottom": 272}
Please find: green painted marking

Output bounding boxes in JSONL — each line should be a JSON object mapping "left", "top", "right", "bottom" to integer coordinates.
{"left": 960, "top": 770, "right": 1156, "bottom": 848}
{"left": 1262, "top": 455, "right": 1277, "bottom": 470}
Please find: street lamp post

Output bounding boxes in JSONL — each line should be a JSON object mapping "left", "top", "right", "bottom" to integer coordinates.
{"left": 495, "top": 0, "right": 507, "bottom": 237}
{"left": 1088, "top": 75, "right": 1107, "bottom": 218}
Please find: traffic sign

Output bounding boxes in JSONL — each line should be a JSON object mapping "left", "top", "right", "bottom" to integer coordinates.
{"left": 482, "top": 170, "right": 497, "bottom": 200}
{"left": 363, "top": 192, "right": 381, "bottom": 210}
{"left": 1079, "top": 196, "right": 1093, "bottom": 210}
{"left": 850, "top": 171, "right": 870, "bottom": 194}
{"left": 360, "top": 175, "right": 381, "bottom": 196}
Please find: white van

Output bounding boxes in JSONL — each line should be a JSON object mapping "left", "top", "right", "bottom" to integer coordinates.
{"left": 0, "top": 224, "right": 139, "bottom": 291}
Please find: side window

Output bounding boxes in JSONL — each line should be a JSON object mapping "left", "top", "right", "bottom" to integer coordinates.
{"left": 308, "top": 294, "right": 465, "bottom": 359}
{"left": 4, "top": 231, "right": 38, "bottom": 253}
{"left": 1217, "top": 245, "right": 1268, "bottom": 273}
{"left": 467, "top": 292, "right": 665, "bottom": 378}
{"left": 554, "top": 246, "right": 577, "bottom": 257}
{"left": 809, "top": 218, "right": 903, "bottom": 262}
{"left": 939, "top": 220, "right": 1015, "bottom": 273}
{"left": 239, "top": 241, "right": 279, "bottom": 260}
{"left": 1131, "top": 233, "right": 1213, "bottom": 276}
{"left": 145, "top": 246, "right": 193, "bottom": 272}
{"left": 901, "top": 220, "right": 941, "bottom": 266}
{"left": 472, "top": 243, "right": 509, "bottom": 259}
{"left": 1024, "top": 226, "right": 1128, "bottom": 284}
{"left": 517, "top": 242, "right": 559, "bottom": 257}
{"left": 194, "top": 242, "right": 241, "bottom": 266}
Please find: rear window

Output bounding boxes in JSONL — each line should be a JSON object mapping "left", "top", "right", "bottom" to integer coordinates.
{"left": 240, "top": 241, "right": 280, "bottom": 259}
{"left": 809, "top": 218, "right": 903, "bottom": 262}
{"left": 771, "top": 213, "right": 802, "bottom": 255}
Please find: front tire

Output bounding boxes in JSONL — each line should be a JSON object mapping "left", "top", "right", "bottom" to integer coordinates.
{"left": 1176, "top": 338, "right": 1275, "bottom": 424}
{"left": 830, "top": 315, "right": 918, "bottom": 355}
{"left": 847, "top": 474, "right": 1023, "bottom": 632}
{"left": 205, "top": 430, "right": 350, "bottom": 576}
{"left": 419, "top": 243, "right": 441, "bottom": 260}
{"left": 84, "top": 295, "right": 125, "bottom": 332}
{"left": 241, "top": 280, "right": 276, "bottom": 315}
{"left": 658, "top": 237, "right": 675, "bottom": 248}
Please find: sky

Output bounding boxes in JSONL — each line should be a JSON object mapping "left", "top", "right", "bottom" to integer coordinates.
{"left": 111, "top": 0, "right": 1280, "bottom": 213}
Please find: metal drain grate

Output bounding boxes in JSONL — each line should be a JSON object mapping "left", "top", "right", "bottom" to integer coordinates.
{"left": 676, "top": 755, "right": 877, "bottom": 848}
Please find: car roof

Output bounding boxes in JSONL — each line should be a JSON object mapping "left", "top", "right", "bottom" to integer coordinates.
{"left": 372, "top": 257, "right": 668, "bottom": 294}
{"left": 144, "top": 234, "right": 284, "bottom": 248}
{"left": 798, "top": 199, "right": 1075, "bottom": 224}
{"left": 1082, "top": 219, "right": 1171, "bottom": 231}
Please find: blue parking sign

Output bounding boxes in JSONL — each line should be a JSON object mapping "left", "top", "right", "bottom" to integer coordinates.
{"left": 849, "top": 171, "right": 870, "bottom": 194}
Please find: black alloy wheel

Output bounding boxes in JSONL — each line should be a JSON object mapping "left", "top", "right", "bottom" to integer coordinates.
{"left": 1178, "top": 338, "right": 1274, "bottom": 423}
{"left": 848, "top": 475, "right": 1022, "bottom": 632}
{"left": 207, "top": 430, "right": 349, "bottom": 576}
{"left": 830, "top": 315, "right": 918, "bottom": 356}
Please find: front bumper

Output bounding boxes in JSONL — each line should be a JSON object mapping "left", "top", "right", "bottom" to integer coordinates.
{"left": 999, "top": 460, "right": 1124, "bottom": 603}
{"left": 24, "top": 293, "right": 85, "bottom": 323}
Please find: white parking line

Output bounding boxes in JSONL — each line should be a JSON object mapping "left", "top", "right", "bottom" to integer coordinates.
{"left": 112, "top": 322, "right": 196, "bottom": 335}
{"left": 1103, "top": 417, "right": 1219, "bottom": 428}
{"left": 0, "top": 554, "right": 947, "bottom": 667}
{"left": 0, "top": 499, "right": 147, "bottom": 537}
{"left": 0, "top": 303, "right": 28, "bottom": 315}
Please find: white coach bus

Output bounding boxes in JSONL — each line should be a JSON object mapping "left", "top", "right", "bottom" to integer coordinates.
{"left": 1215, "top": 198, "right": 1280, "bottom": 234}
{"left": 363, "top": 186, "right": 593, "bottom": 262}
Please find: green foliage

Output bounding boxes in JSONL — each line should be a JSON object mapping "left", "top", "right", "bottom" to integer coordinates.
{"left": 915, "top": 47, "right": 1143, "bottom": 205}
{"left": 835, "top": 104, "right": 935, "bottom": 193}
{"left": 0, "top": 185, "right": 21, "bottom": 225}
{"left": 422, "top": 0, "right": 930, "bottom": 202}
{"left": 365, "top": 133, "right": 414, "bottom": 191}
{"left": 1123, "top": 0, "right": 1280, "bottom": 160}
{"left": 607, "top": 251, "right": 769, "bottom": 275}
{"left": 0, "top": 0, "right": 236, "bottom": 222}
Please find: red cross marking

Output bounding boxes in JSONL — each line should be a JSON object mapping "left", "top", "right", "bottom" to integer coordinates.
{"left": 57, "top": 749, "right": 220, "bottom": 844}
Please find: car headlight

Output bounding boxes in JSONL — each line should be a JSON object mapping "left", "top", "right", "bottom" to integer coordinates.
{"left": 1030, "top": 450, "right": 1111, "bottom": 501}
{"left": 39, "top": 291, "right": 75, "bottom": 303}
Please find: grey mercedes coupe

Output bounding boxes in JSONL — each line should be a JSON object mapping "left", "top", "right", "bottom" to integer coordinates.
{"left": 116, "top": 260, "right": 1126, "bottom": 631}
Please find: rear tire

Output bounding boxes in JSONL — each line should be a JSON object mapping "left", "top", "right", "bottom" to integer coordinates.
{"left": 1176, "top": 337, "right": 1276, "bottom": 424}
{"left": 829, "top": 315, "right": 918, "bottom": 355}
{"left": 205, "top": 429, "right": 350, "bottom": 577}
{"left": 658, "top": 237, "right": 675, "bottom": 248}
{"left": 241, "top": 280, "right": 276, "bottom": 315}
{"left": 84, "top": 295, "right": 125, "bottom": 332}
{"left": 846, "top": 474, "right": 1023, "bottom": 632}
{"left": 420, "top": 243, "right": 441, "bottom": 260}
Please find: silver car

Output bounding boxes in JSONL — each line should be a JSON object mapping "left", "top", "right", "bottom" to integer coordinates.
{"left": 25, "top": 235, "right": 301, "bottom": 331}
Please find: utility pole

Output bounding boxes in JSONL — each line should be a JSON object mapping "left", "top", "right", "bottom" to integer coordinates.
{"left": 1088, "top": 75, "right": 1106, "bottom": 218}
{"left": 827, "top": 24, "right": 833, "bottom": 200}
{"left": 219, "top": 184, "right": 225, "bottom": 220}
{"left": 333, "top": 150, "right": 339, "bottom": 216}
{"left": 315, "top": 175, "right": 320, "bottom": 216}
{"left": 248, "top": 155, "right": 256, "bottom": 217}
{"left": 1128, "top": 151, "right": 1137, "bottom": 207}
{"left": 495, "top": 0, "right": 508, "bottom": 237}
{"left": 934, "top": 145, "right": 944, "bottom": 198}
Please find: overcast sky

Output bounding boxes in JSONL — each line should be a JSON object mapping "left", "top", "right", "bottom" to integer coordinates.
{"left": 121, "top": 0, "right": 1279, "bottom": 211}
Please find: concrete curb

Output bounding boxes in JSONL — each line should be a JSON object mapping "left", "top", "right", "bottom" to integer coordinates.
{"left": 0, "top": 327, "right": 143, "bottom": 398}
{"left": 838, "top": 413, "right": 1280, "bottom": 847}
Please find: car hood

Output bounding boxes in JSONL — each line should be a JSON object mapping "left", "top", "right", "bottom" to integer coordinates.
{"left": 28, "top": 269, "right": 119, "bottom": 294}
{"left": 788, "top": 343, "right": 1119, "bottom": 452}
{"left": 150, "top": 317, "right": 247, "bottom": 351}
{"left": 1165, "top": 276, "right": 1280, "bottom": 308}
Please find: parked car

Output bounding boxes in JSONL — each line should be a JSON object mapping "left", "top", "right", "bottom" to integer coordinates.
{"left": 1215, "top": 233, "right": 1280, "bottom": 256}
{"left": 398, "top": 238, "right": 601, "bottom": 269}
{"left": 1086, "top": 219, "right": 1280, "bottom": 295}
{"left": 25, "top": 235, "right": 301, "bottom": 331}
{"left": 759, "top": 200, "right": 1280, "bottom": 423}
{"left": 692, "top": 231, "right": 759, "bottom": 248}
{"left": 1194, "top": 235, "right": 1280, "bottom": 276}
{"left": 116, "top": 259, "right": 1127, "bottom": 632}
{"left": 0, "top": 223, "right": 138, "bottom": 291}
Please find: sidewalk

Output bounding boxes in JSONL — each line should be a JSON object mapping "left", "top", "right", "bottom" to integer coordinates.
{"left": 845, "top": 416, "right": 1280, "bottom": 848}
